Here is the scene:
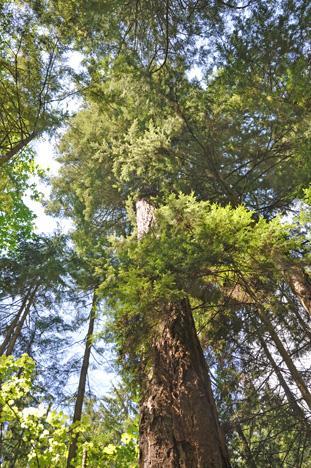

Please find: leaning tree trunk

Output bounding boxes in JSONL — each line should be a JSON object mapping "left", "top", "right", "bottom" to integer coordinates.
{"left": 257, "top": 304, "right": 311, "bottom": 412}
{"left": 0, "top": 131, "right": 38, "bottom": 166}
{"left": 274, "top": 253, "right": 311, "bottom": 318}
{"left": 67, "top": 290, "right": 98, "bottom": 468}
{"left": 5, "top": 283, "right": 40, "bottom": 357}
{"left": 259, "top": 336, "right": 308, "bottom": 424}
{"left": 136, "top": 197, "right": 231, "bottom": 468}
{"left": 236, "top": 275, "right": 311, "bottom": 412}
{"left": 0, "top": 285, "right": 33, "bottom": 356}
{"left": 289, "top": 303, "right": 311, "bottom": 342}
{"left": 236, "top": 424, "right": 257, "bottom": 468}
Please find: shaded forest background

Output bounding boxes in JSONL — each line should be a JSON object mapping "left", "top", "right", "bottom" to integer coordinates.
{"left": 1, "top": 0, "right": 311, "bottom": 466}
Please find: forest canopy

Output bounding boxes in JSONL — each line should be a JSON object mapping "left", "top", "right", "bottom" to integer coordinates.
{"left": 1, "top": 0, "right": 311, "bottom": 467}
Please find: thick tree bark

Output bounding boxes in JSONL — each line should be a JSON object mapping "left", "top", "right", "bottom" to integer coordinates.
{"left": 139, "top": 298, "right": 231, "bottom": 468}
{"left": 67, "top": 290, "right": 98, "bottom": 468}
{"left": 136, "top": 195, "right": 231, "bottom": 467}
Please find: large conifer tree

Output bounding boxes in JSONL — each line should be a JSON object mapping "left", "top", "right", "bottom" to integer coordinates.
{"left": 3, "top": 0, "right": 311, "bottom": 465}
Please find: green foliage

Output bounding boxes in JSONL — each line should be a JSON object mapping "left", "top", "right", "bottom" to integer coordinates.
{"left": 105, "top": 193, "right": 290, "bottom": 301}
{"left": 0, "top": 355, "right": 138, "bottom": 468}
{"left": 74, "top": 382, "right": 139, "bottom": 467}
{"left": 4, "top": 1, "right": 311, "bottom": 466}
{"left": 81, "top": 422, "right": 139, "bottom": 468}
{"left": 0, "top": 147, "right": 45, "bottom": 252}
{"left": 101, "top": 193, "right": 297, "bottom": 375}
{"left": 0, "top": 234, "right": 80, "bottom": 406}
{"left": 0, "top": 0, "right": 75, "bottom": 253}
{"left": 0, "top": 233, "right": 70, "bottom": 297}
{"left": 214, "top": 1, "right": 311, "bottom": 205}
{"left": 51, "top": 50, "right": 311, "bottom": 231}
{"left": 0, "top": 354, "right": 69, "bottom": 467}
{"left": 0, "top": 0, "right": 71, "bottom": 162}
{"left": 48, "top": 63, "right": 187, "bottom": 228}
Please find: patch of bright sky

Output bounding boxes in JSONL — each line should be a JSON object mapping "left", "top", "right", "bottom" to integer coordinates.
{"left": 24, "top": 52, "right": 84, "bottom": 234}
{"left": 25, "top": 138, "right": 66, "bottom": 234}
{"left": 23, "top": 51, "right": 120, "bottom": 400}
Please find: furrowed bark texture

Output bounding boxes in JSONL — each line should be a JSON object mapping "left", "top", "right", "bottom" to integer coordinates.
{"left": 139, "top": 298, "right": 231, "bottom": 468}
{"left": 136, "top": 195, "right": 231, "bottom": 467}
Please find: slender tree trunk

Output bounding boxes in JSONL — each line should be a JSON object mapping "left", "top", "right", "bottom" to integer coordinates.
{"left": 66, "top": 290, "right": 98, "bottom": 468}
{"left": 136, "top": 196, "right": 231, "bottom": 468}
{"left": 259, "top": 336, "right": 307, "bottom": 423}
{"left": 81, "top": 447, "right": 87, "bottom": 468}
{"left": 282, "top": 290, "right": 311, "bottom": 342}
{"left": 291, "top": 306, "right": 311, "bottom": 342}
{"left": 5, "top": 284, "right": 39, "bottom": 356}
{"left": 0, "top": 131, "right": 38, "bottom": 166}
{"left": 239, "top": 279, "right": 311, "bottom": 412}
{"left": 274, "top": 254, "right": 311, "bottom": 318}
{"left": 236, "top": 424, "right": 257, "bottom": 468}
{"left": 0, "top": 286, "right": 33, "bottom": 356}
{"left": 257, "top": 305, "right": 311, "bottom": 411}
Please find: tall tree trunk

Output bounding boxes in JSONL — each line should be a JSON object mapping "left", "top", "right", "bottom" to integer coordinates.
{"left": 257, "top": 305, "right": 311, "bottom": 412}
{"left": 81, "top": 447, "right": 87, "bottom": 468}
{"left": 136, "top": 197, "right": 231, "bottom": 468}
{"left": 239, "top": 279, "right": 311, "bottom": 412}
{"left": 5, "top": 284, "right": 39, "bottom": 356}
{"left": 67, "top": 290, "right": 98, "bottom": 468}
{"left": 274, "top": 254, "right": 311, "bottom": 318}
{"left": 139, "top": 298, "right": 231, "bottom": 468}
{"left": 236, "top": 424, "right": 257, "bottom": 468}
{"left": 290, "top": 305, "right": 311, "bottom": 342}
{"left": 0, "top": 285, "right": 33, "bottom": 356}
{"left": 0, "top": 131, "right": 38, "bottom": 166}
{"left": 259, "top": 336, "right": 308, "bottom": 423}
